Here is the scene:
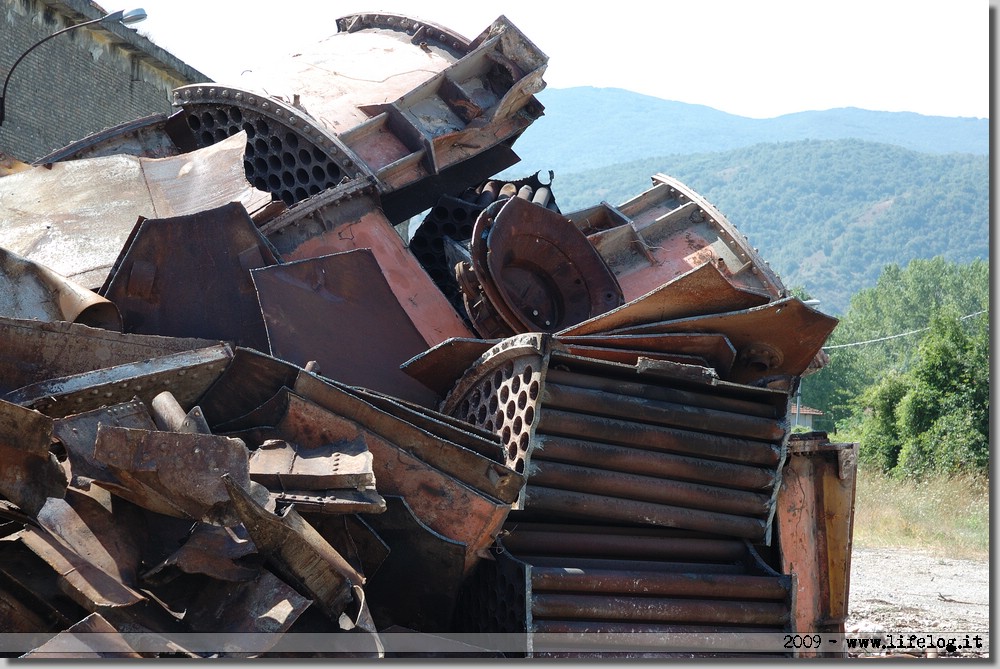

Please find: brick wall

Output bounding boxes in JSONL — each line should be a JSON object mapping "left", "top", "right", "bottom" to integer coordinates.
{"left": 0, "top": 0, "right": 207, "bottom": 162}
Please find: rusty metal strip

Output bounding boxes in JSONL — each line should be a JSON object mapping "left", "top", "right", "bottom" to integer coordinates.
{"left": 0, "top": 246, "right": 122, "bottom": 330}
{"left": 531, "top": 434, "right": 777, "bottom": 491}
{"left": 551, "top": 345, "right": 710, "bottom": 370}
{"left": 609, "top": 297, "right": 839, "bottom": 385}
{"left": 553, "top": 333, "right": 736, "bottom": 375}
{"left": 271, "top": 391, "right": 512, "bottom": 573}
{"left": 530, "top": 568, "right": 789, "bottom": 600}
{"left": 557, "top": 261, "right": 767, "bottom": 337}
{"left": 530, "top": 593, "right": 788, "bottom": 626}
{"left": 92, "top": 424, "right": 261, "bottom": 526}
{"left": 0, "top": 400, "right": 66, "bottom": 515}
{"left": 5, "top": 343, "right": 233, "bottom": 419}
{"left": 292, "top": 374, "right": 520, "bottom": 503}
{"left": 100, "top": 202, "right": 278, "bottom": 350}
{"left": 398, "top": 337, "right": 496, "bottom": 398}
{"left": 540, "top": 382, "right": 786, "bottom": 441}
{"left": 0, "top": 316, "right": 222, "bottom": 397}
{"left": 248, "top": 438, "right": 375, "bottom": 491}
{"left": 251, "top": 248, "right": 441, "bottom": 407}
{"left": 522, "top": 486, "right": 768, "bottom": 541}
{"left": 222, "top": 474, "right": 360, "bottom": 621}
{"left": 527, "top": 460, "right": 772, "bottom": 517}
{"left": 536, "top": 409, "right": 781, "bottom": 467}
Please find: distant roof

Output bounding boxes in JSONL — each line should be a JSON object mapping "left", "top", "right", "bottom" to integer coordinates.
{"left": 792, "top": 405, "right": 824, "bottom": 416}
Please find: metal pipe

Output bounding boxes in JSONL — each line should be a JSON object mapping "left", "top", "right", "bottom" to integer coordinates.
{"left": 531, "top": 187, "right": 552, "bottom": 208}
{"left": 537, "top": 409, "right": 782, "bottom": 467}
{"left": 543, "top": 368, "right": 780, "bottom": 419}
{"left": 530, "top": 567, "right": 789, "bottom": 600}
{"left": 528, "top": 460, "right": 771, "bottom": 517}
{"left": 542, "top": 382, "right": 784, "bottom": 441}
{"left": 500, "top": 530, "right": 746, "bottom": 562}
{"left": 531, "top": 593, "right": 789, "bottom": 626}
{"left": 532, "top": 435, "right": 776, "bottom": 490}
{"left": 476, "top": 181, "right": 500, "bottom": 206}
{"left": 514, "top": 556, "right": 746, "bottom": 574}
{"left": 524, "top": 486, "right": 768, "bottom": 540}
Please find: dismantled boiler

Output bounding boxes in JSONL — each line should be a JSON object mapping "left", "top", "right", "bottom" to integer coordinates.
{"left": 0, "top": 11, "right": 855, "bottom": 659}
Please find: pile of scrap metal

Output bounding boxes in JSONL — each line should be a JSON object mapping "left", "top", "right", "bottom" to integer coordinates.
{"left": 0, "top": 12, "right": 856, "bottom": 660}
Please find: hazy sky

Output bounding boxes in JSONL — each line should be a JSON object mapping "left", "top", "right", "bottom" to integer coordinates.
{"left": 129, "top": 0, "right": 988, "bottom": 119}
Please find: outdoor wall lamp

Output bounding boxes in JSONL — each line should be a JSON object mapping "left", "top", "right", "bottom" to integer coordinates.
{"left": 0, "top": 8, "right": 148, "bottom": 127}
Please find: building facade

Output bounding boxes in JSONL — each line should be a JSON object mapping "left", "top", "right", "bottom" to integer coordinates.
{"left": 1, "top": 0, "right": 208, "bottom": 162}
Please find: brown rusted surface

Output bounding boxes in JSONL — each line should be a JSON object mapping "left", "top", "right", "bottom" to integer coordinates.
{"left": 0, "top": 246, "right": 122, "bottom": 330}
{"left": 0, "top": 132, "right": 269, "bottom": 289}
{"left": 0, "top": 316, "right": 222, "bottom": 396}
{"left": 6, "top": 343, "right": 233, "bottom": 419}
{"left": 222, "top": 474, "right": 360, "bottom": 621}
{"left": 92, "top": 424, "right": 261, "bottom": 526}
{"left": 21, "top": 612, "right": 144, "bottom": 658}
{"left": 248, "top": 438, "right": 377, "bottom": 494}
{"left": 252, "top": 249, "right": 440, "bottom": 407}
{"left": 0, "top": 400, "right": 66, "bottom": 515}
{"left": 399, "top": 337, "right": 496, "bottom": 398}
{"left": 553, "top": 333, "right": 736, "bottom": 374}
{"left": 609, "top": 296, "right": 839, "bottom": 385}
{"left": 141, "top": 522, "right": 258, "bottom": 583}
{"left": 777, "top": 434, "right": 857, "bottom": 655}
{"left": 100, "top": 202, "right": 278, "bottom": 350}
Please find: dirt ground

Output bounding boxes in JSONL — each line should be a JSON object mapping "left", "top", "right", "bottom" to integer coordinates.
{"left": 844, "top": 546, "right": 990, "bottom": 658}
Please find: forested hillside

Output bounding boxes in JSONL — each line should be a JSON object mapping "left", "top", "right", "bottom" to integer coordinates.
{"left": 540, "top": 139, "right": 988, "bottom": 314}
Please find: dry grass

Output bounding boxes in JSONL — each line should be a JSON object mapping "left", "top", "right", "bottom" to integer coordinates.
{"left": 850, "top": 466, "right": 989, "bottom": 560}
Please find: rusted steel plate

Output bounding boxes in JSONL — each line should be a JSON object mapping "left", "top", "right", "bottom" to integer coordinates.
{"left": 271, "top": 489, "right": 387, "bottom": 515}
{"left": 222, "top": 474, "right": 359, "bottom": 621}
{"left": 53, "top": 399, "right": 156, "bottom": 487}
{"left": 483, "top": 196, "right": 623, "bottom": 333}
{"left": 0, "top": 246, "right": 121, "bottom": 330}
{"left": 273, "top": 391, "right": 512, "bottom": 573}
{"left": 523, "top": 486, "right": 768, "bottom": 541}
{"left": 609, "top": 297, "right": 839, "bottom": 385}
{"left": 777, "top": 438, "right": 857, "bottom": 643}
{"left": 92, "top": 424, "right": 261, "bottom": 526}
{"left": 0, "top": 536, "right": 88, "bottom": 630}
{"left": 21, "top": 612, "right": 143, "bottom": 659}
{"left": 251, "top": 249, "right": 439, "bottom": 406}
{"left": 100, "top": 202, "right": 278, "bottom": 350}
{"left": 249, "top": 438, "right": 375, "bottom": 491}
{"left": 141, "top": 522, "right": 258, "bottom": 583}
{"left": 550, "top": 345, "right": 710, "bottom": 371}
{"left": 0, "top": 316, "right": 222, "bottom": 396}
{"left": 196, "top": 347, "right": 301, "bottom": 429}
{"left": 0, "top": 400, "right": 66, "bottom": 515}
{"left": 183, "top": 569, "right": 311, "bottom": 649}
{"left": 398, "top": 337, "right": 496, "bottom": 399}
{"left": 5, "top": 343, "right": 233, "bottom": 419}
{"left": 0, "top": 132, "right": 268, "bottom": 289}
{"left": 357, "top": 496, "right": 466, "bottom": 632}
{"left": 257, "top": 189, "right": 473, "bottom": 350}
{"left": 292, "top": 375, "right": 520, "bottom": 503}
{"left": 19, "top": 525, "right": 147, "bottom": 610}
{"left": 557, "top": 261, "right": 769, "bottom": 337}
{"left": 553, "top": 333, "right": 736, "bottom": 375}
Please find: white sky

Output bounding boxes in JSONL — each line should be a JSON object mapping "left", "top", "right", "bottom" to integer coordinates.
{"left": 128, "top": 0, "right": 989, "bottom": 119}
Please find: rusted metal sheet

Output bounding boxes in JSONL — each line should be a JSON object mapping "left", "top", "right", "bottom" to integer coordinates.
{"left": 21, "top": 612, "right": 143, "bottom": 658}
{"left": 249, "top": 438, "right": 375, "bottom": 491}
{"left": 100, "top": 202, "right": 279, "bottom": 350}
{"left": 557, "top": 261, "right": 769, "bottom": 337}
{"left": 172, "top": 14, "right": 546, "bottom": 219}
{"left": 553, "top": 333, "right": 736, "bottom": 377}
{"left": 92, "top": 423, "right": 262, "bottom": 525}
{"left": 0, "top": 132, "right": 270, "bottom": 289}
{"left": 400, "top": 337, "right": 496, "bottom": 397}
{"left": 608, "top": 297, "right": 838, "bottom": 384}
{"left": 0, "top": 246, "right": 122, "bottom": 330}
{"left": 251, "top": 249, "right": 440, "bottom": 406}
{"left": 257, "top": 185, "right": 474, "bottom": 350}
{"left": 0, "top": 399, "right": 66, "bottom": 515}
{"left": 141, "top": 522, "right": 258, "bottom": 583}
{"left": 776, "top": 433, "right": 857, "bottom": 657}
{"left": 222, "top": 474, "right": 361, "bottom": 621}
{"left": 0, "top": 316, "right": 222, "bottom": 396}
{"left": 5, "top": 343, "right": 233, "bottom": 419}
{"left": 568, "top": 174, "right": 786, "bottom": 303}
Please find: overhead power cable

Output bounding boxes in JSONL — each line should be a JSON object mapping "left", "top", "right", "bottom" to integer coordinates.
{"left": 822, "top": 309, "right": 987, "bottom": 350}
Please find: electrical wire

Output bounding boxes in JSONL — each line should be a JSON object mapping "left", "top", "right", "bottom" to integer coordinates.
{"left": 822, "top": 309, "right": 987, "bottom": 350}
